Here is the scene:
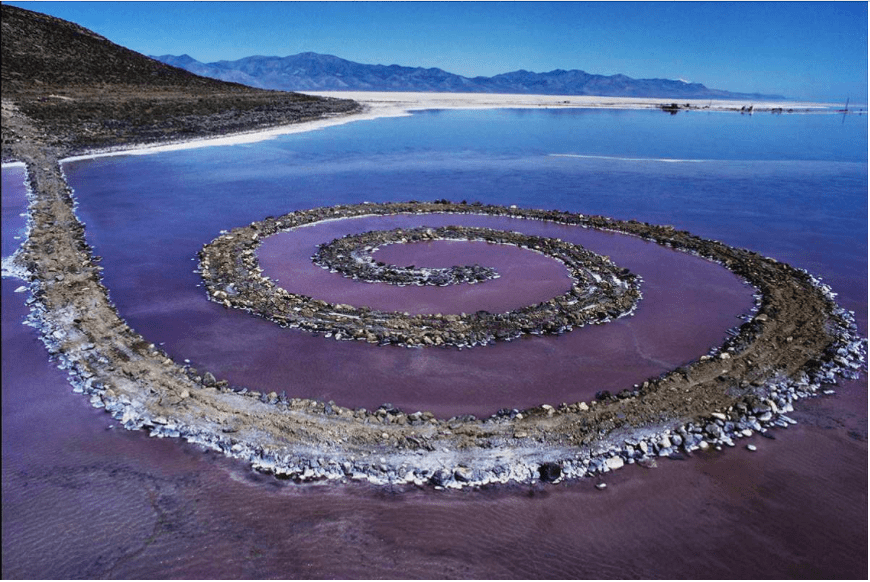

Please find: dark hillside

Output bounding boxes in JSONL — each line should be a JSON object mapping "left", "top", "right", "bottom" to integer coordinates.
{"left": 1, "top": 3, "right": 245, "bottom": 94}
{"left": 1, "top": 4, "right": 358, "bottom": 157}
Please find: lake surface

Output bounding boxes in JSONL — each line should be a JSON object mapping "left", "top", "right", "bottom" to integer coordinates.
{"left": 2, "top": 108, "right": 866, "bottom": 578}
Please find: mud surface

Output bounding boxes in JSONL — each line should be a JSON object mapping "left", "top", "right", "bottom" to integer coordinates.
{"left": 3, "top": 98, "right": 864, "bottom": 487}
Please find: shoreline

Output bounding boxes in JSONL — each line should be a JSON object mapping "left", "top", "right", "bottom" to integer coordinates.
{"left": 55, "top": 105, "right": 395, "bottom": 162}
{"left": 303, "top": 91, "right": 845, "bottom": 114}
{"left": 9, "top": 91, "right": 847, "bottom": 165}
{"left": 2, "top": 95, "right": 866, "bottom": 489}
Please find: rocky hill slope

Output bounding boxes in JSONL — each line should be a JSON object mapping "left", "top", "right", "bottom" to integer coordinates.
{"left": 1, "top": 5, "right": 358, "bottom": 158}
{"left": 154, "top": 51, "right": 783, "bottom": 100}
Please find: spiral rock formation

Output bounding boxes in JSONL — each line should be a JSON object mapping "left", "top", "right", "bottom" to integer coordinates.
{"left": 201, "top": 222, "right": 641, "bottom": 348}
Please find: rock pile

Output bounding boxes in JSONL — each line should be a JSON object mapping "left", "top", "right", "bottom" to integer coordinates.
{"left": 313, "top": 227, "right": 501, "bottom": 286}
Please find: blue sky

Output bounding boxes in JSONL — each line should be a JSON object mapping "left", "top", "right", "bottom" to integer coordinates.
{"left": 8, "top": 1, "right": 868, "bottom": 102}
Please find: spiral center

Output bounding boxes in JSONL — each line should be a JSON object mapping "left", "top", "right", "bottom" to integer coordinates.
{"left": 199, "top": 212, "right": 642, "bottom": 348}
{"left": 313, "top": 227, "right": 500, "bottom": 286}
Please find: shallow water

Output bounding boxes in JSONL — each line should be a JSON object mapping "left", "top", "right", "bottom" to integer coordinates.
{"left": 1, "top": 166, "right": 27, "bottom": 259}
{"left": 260, "top": 225, "right": 577, "bottom": 316}
{"left": 250, "top": 212, "right": 755, "bottom": 415}
{"left": 2, "top": 109, "right": 866, "bottom": 578}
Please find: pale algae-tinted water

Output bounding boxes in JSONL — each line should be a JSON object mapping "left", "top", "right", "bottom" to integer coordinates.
{"left": 2, "top": 110, "right": 867, "bottom": 578}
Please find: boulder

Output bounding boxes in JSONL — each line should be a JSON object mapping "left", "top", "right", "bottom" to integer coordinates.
{"left": 605, "top": 456, "right": 624, "bottom": 470}
{"left": 538, "top": 462, "right": 562, "bottom": 482}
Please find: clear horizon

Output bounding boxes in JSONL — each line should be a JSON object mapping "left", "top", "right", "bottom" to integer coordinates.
{"left": 6, "top": 1, "right": 868, "bottom": 103}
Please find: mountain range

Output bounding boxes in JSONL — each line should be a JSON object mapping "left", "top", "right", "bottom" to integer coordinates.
{"left": 153, "top": 52, "right": 783, "bottom": 100}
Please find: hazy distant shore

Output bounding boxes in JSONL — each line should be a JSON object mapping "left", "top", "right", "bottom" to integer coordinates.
{"left": 306, "top": 91, "right": 842, "bottom": 114}
{"left": 42, "top": 91, "right": 846, "bottom": 163}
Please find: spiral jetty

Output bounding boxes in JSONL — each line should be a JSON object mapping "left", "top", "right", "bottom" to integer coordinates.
{"left": 201, "top": 223, "right": 641, "bottom": 348}
{"left": 9, "top": 158, "right": 866, "bottom": 488}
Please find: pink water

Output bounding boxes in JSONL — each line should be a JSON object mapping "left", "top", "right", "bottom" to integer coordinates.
{"left": 261, "top": 232, "right": 574, "bottom": 315}
{"left": 3, "top": 274, "right": 865, "bottom": 577}
{"left": 3, "top": 108, "right": 866, "bottom": 578}
{"left": 223, "top": 213, "right": 756, "bottom": 417}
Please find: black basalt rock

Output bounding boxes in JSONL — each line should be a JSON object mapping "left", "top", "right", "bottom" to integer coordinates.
{"left": 430, "top": 468, "right": 452, "bottom": 487}
{"left": 538, "top": 462, "right": 562, "bottom": 482}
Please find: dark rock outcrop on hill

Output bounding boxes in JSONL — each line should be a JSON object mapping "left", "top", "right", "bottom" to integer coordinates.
{"left": 153, "top": 51, "right": 783, "bottom": 100}
{"left": 1, "top": 5, "right": 359, "bottom": 159}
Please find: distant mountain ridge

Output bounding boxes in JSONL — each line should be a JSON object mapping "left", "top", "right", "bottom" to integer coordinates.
{"left": 153, "top": 52, "right": 783, "bottom": 100}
